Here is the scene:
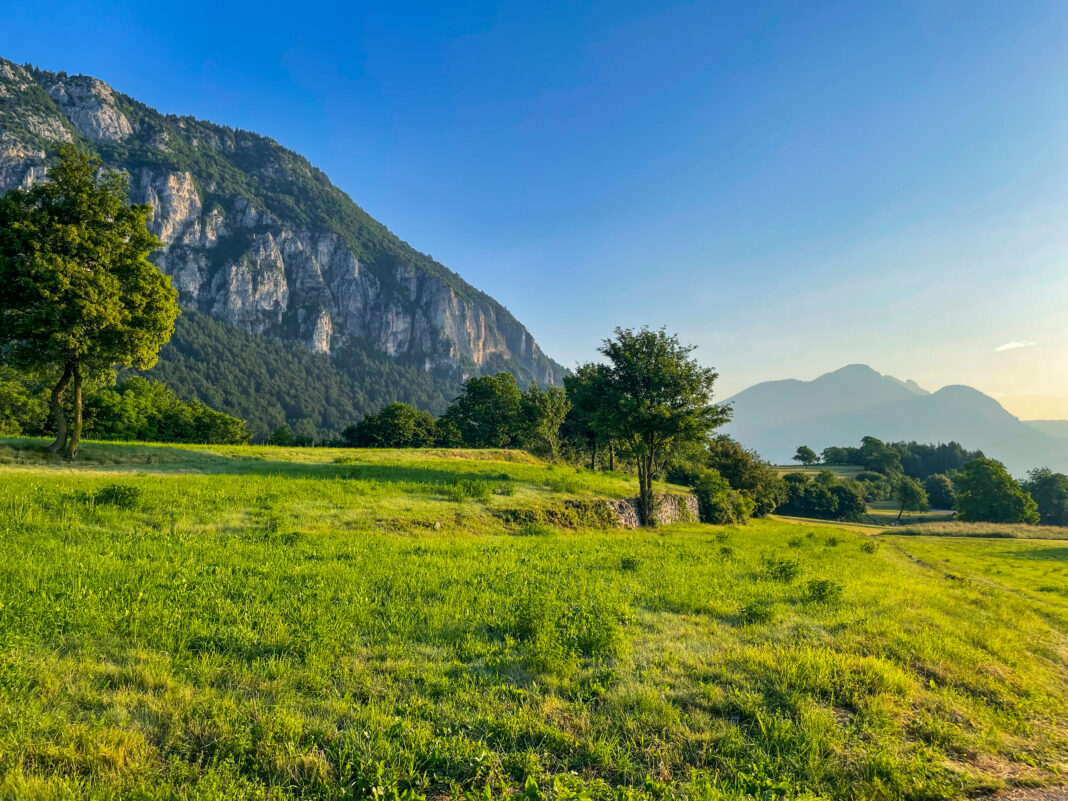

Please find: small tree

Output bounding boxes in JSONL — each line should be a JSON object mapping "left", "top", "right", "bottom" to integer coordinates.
{"left": 267, "top": 424, "right": 296, "bottom": 446}
{"left": 895, "top": 475, "right": 929, "bottom": 522}
{"left": 562, "top": 363, "right": 614, "bottom": 469}
{"left": 924, "top": 473, "right": 955, "bottom": 509}
{"left": 598, "top": 327, "right": 730, "bottom": 525}
{"left": 0, "top": 146, "right": 178, "bottom": 458}
{"left": 793, "top": 445, "right": 819, "bottom": 466}
{"left": 954, "top": 458, "right": 1039, "bottom": 524}
{"left": 520, "top": 384, "right": 570, "bottom": 459}
{"left": 350, "top": 402, "right": 437, "bottom": 448}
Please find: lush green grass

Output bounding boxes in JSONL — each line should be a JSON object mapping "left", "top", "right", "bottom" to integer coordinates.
{"left": 0, "top": 439, "right": 1065, "bottom": 800}
{"left": 893, "top": 521, "right": 1068, "bottom": 541}
{"left": 773, "top": 464, "right": 865, "bottom": 480}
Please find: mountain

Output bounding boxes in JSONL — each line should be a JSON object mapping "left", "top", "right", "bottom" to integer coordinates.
{"left": 723, "top": 365, "right": 1068, "bottom": 476}
{"left": 1025, "top": 420, "right": 1068, "bottom": 439}
{"left": 0, "top": 57, "right": 565, "bottom": 437}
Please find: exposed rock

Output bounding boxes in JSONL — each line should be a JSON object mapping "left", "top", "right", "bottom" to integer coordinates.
{"left": 604, "top": 494, "right": 700, "bottom": 528}
{"left": 40, "top": 74, "right": 132, "bottom": 141}
{"left": 0, "top": 54, "right": 566, "bottom": 387}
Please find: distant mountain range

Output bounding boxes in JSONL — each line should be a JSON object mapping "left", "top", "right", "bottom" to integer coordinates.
{"left": 723, "top": 364, "right": 1068, "bottom": 476}
{"left": 0, "top": 56, "right": 564, "bottom": 438}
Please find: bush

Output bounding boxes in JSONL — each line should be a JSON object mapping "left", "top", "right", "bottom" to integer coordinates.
{"left": 692, "top": 469, "right": 755, "bottom": 525}
{"left": 445, "top": 479, "right": 493, "bottom": 503}
{"left": 740, "top": 600, "right": 776, "bottom": 625}
{"left": 806, "top": 579, "right": 844, "bottom": 604}
{"left": 93, "top": 483, "right": 143, "bottom": 510}
{"left": 495, "top": 500, "right": 618, "bottom": 530}
{"left": 860, "top": 539, "right": 879, "bottom": 554}
{"left": 763, "top": 556, "right": 801, "bottom": 582}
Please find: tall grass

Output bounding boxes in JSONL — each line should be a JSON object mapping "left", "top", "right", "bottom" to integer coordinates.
{"left": 0, "top": 439, "right": 1064, "bottom": 800}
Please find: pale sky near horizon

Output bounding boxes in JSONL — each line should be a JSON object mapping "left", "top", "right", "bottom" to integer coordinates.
{"left": 2, "top": 1, "right": 1065, "bottom": 417}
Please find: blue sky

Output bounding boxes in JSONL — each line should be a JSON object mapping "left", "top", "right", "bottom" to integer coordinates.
{"left": 3, "top": 1, "right": 1066, "bottom": 414}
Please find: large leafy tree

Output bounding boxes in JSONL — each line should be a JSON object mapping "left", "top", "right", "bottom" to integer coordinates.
{"left": 598, "top": 327, "right": 730, "bottom": 525}
{"left": 0, "top": 146, "right": 178, "bottom": 458}
{"left": 895, "top": 475, "right": 929, "bottom": 522}
{"left": 793, "top": 445, "right": 819, "bottom": 466}
{"left": 954, "top": 458, "right": 1039, "bottom": 524}
{"left": 705, "top": 437, "right": 786, "bottom": 517}
{"left": 345, "top": 401, "right": 438, "bottom": 448}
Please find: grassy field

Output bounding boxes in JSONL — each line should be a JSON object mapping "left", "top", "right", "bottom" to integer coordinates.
{"left": 773, "top": 464, "right": 865, "bottom": 480}
{"left": 0, "top": 439, "right": 1065, "bottom": 800}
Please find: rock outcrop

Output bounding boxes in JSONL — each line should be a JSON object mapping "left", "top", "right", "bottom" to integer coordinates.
{"left": 0, "top": 56, "right": 565, "bottom": 386}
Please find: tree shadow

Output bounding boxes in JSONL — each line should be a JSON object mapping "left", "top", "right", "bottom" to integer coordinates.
{"left": 1007, "top": 547, "right": 1068, "bottom": 562}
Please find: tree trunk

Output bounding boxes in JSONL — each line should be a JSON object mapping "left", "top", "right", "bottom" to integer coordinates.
{"left": 608, "top": 442, "right": 615, "bottom": 472}
{"left": 637, "top": 453, "right": 657, "bottom": 527}
{"left": 590, "top": 437, "right": 598, "bottom": 471}
{"left": 896, "top": 501, "right": 904, "bottom": 523}
{"left": 47, "top": 362, "right": 74, "bottom": 454}
{"left": 64, "top": 363, "right": 83, "bottom": 460}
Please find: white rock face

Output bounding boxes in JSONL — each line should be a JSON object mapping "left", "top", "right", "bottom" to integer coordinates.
{"left": 43, "top": 76, "right": 132, "bottom": 141}
{"left": 0, "top": 57, "right": 563, "bottom": 385}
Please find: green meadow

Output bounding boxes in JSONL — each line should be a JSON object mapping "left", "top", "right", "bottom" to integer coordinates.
{"left": 0, "top": 440, "right": 1065, "bottom": 800}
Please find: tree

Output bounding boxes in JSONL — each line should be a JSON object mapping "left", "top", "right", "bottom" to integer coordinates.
{"left": 1021, "top": 468, "right": 1068, "bottom": 526}
{"left": 0, "top": 146, "right": 178, "bottom": 458}
{"left": 895, "top": 475, "right": 929, "bottom": 522}
{"left": 440, "top": 372, "right": 522, "bottom": 448}
{"left": 348, "top": 402, "right": 437, "bottom": 448}
{"left": 924, "top": 473, "right": 956, "bottom": 510}
{"left": 954, "top": 458, "right": 1039, "bottom": 524}
{"left": 793, "top": 445, "right": 819, "bottom": 466}
{"left": 692, "top": 468, "right": 755, "bottom": 525}
{"left": 859, "top": 436, "right": 902, "bottom": 475}
{"left": 597, "top": 327, "right": 730, "bottom": 525}
{"left": 520, "top": 384, "right": 570, "bottom": 459}
{"left": 267, "top": 424, "right": 296, "bottom": 446}
{"left": 562, "top": 363, "right": 614, "bottom": 469}
{"left": 704, "top": 437, "right": 785, "bottom": 517}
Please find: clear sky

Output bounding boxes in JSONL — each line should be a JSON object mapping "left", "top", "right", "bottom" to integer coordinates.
{"left": 2, "top": 1, "right": 1066, "bottom": 415}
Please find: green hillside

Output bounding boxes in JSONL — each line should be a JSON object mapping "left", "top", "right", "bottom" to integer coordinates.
{"left": 0, "top": 439, "right": 1064, "bottom": 800}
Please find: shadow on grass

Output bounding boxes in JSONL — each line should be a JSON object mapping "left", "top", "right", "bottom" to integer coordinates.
{"left": 1007, "top": 547, "right": 1068, "bottom": 562}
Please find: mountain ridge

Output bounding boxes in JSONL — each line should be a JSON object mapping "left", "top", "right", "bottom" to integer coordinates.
{"left": 724, "top": 365, "right": 1068, "bottom": 475}
{"left": 0, "top": 56, "right": 565, "bottom": 437}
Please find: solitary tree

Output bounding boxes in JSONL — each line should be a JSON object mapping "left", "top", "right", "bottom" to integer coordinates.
{"left": 954, "top": 458, "right": 1039, "bottom": 524}
{"left": 598, "top": 327, "right": 730, "bottom": 525}
{"left": 793, "top": 445, "right": 819, "bottom": 466}
{"left": 895, "top": 475, "right": 929, "bottom": 522}
{"left": 0, "top": 146, "right": 178, "bottom": 458}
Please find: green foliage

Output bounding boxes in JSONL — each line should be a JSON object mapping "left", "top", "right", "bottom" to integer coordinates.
{"left": 520, "top": 384, "right": 571, "bottom": 459}
{"left": 924, "top": 473, "right": 956, "bottom": 510}
{"left": 561, "top": 363, "right": 615, "bottom": 469}
{"left": 691, "top": 468, "right": 755, "bottom": 525}
{"left": 440, "top": 372, "right": 523, "bottom": 448}
{"left": 145, "top": 310, "right": 458, "bottom": 441}
{"left": 777, "top": 472, "right": 868, "bottom": 521}
{"left": 805, "top": 578, "right": 844, "bottom": 604}
{"left": 596, "top": 328, "right": 730, "bottom": 525}
{"left": 495, "top": 499, "right": 619, "bottom": 530}
{"left": 346, "top": 402, "right": 439, "bottom": 448}
{"left": 792, "top": 445, "right": 819, "bottom": 465}
{"left": 84, "top": 377, "right": 249, "bottom": 444}
{"left": 445, "top": 479, "right": 493, "bottom": 503}
{"left": 762, "top": 556, "right": 802, "bottom": 582}
{"left": 267, "top": 424, "right": 296, "bottom": 446}
{"left": 823, "top": 440, "right": 982, "bottom": 480}
{"left": 0, "top": 146, "right": 178, "bottom": 458}
{"left": 954, "top": 457, "right": 1040, "bottom": 524}
{"left": 92, "top": 483, "right": 143, "bottom": 509}
{"left": 703, "top": 437, "right": 785, "bottom": 516}
{"left": 1021, "top": 467, "right": 1068, "bottom": 526}
{"left": 895, "top": 475, "right": 929, "bottom": 520}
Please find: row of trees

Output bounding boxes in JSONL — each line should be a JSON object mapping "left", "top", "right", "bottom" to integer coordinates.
{"left": 798, "top": 435, "right": 1061, "bottom": 525}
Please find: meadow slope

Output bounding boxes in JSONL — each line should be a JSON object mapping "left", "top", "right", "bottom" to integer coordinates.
{"left": 0, "top": 440, "right": 1065, "bottom": 800}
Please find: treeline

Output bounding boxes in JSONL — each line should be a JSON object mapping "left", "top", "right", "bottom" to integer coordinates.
{"left": 798, "top": 435, "right": 1067, "bottom": 526}
{"left": 0, "top": 371, "right": 249, "bottom": 445}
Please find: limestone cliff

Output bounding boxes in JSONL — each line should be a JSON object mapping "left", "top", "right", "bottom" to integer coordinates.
{"left": 0, "top": 56, "right": 565, "bottom": 387}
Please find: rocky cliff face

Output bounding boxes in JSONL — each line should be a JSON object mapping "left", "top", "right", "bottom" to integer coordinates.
{"left": 0, "top": 57, "right": 565, "bottom": 386}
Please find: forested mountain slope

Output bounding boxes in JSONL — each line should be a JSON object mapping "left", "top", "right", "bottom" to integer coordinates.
{"left": 0, "top": 56, "right": 564, "bottom": 436}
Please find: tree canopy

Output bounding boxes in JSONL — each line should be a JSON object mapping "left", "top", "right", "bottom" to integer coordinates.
{"left": 0, "top": 146, "right": 178, "bottom": 458}
{"left": 954, "top": 458, "right": 1039, "bottom": 524}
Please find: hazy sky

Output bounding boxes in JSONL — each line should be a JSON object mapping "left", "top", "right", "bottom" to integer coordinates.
{"left": 3, "top": 1, "right": 1066, "bottom": 416}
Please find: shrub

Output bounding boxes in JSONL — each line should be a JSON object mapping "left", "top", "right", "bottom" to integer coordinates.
{"left": 860, "top": 539, "right": 879, "bottom": 554}
{"left": 740, "top": 600, "right": 776, "bottom": 625}
{"left": 494, "top": 500, "right": 617, "bottom": 530}
{"left": 494, "top": 481, "right": 517, "bottom": 497}
{"left": 806, "top": 578, "right": 844, "bottom": 604}
{"left": 763, "top": 556, "right": 801, "bottom": 582}
{"left": 516, "top": 522, "right": 554, "bottom": 537}
{"left": 445, "top": 479, "right": 493, "bottom": 503}
{"left": 93, "top": 483, "right": 143, "bottom": 510}
{"left": 692, "top": 469, "right": 755, "bottom": 525}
